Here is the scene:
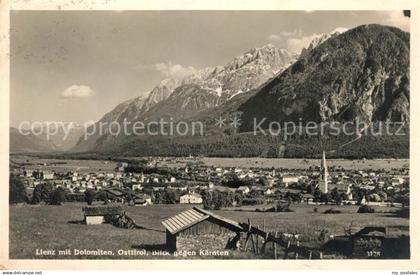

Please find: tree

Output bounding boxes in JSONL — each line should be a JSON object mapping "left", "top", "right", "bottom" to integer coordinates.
{"left": 153, "top": 191, "right": 163, "bottom": 204}
{"left": 330, "top": 188, "right": 343, "bottom": 205}
{"left": 50, "top": 187, "right": 66, "bottom": 205}
{"left": 306, "top": 184, "right": 315, "bottom": 195}
{"left": 32, "top": 187, "right": 42, "bottom": 204}
{"left": 9, "top": 176, "right": 27, "bottom": 204}
{"left": 222, "top": 175, "right": 246, "bottom": 188}
{"left": 234, "top": 192, "right": 243, "bottom": 206}
{"left": 31, "top": 182, "right": 54, "bottom": 204}
{"left": 202, "top": 190, "right": 213, "bottom": 210}
{"left": 369, "top": 193, "right": 381, "bottom": 202}
{"left": 213, "top": 192, "right": 224, "bottom": 210}
{"left": 313, "top": 188, "right": 322, "bottom": 202}
{"left": 164, "top": 189, "right": 178, "bottom": 204}
{"left": 201, "top": 190, "right": 235, "bottom": 210}
{"left": 320, "top": 193, "right": 332, "bottom": 204}
{"left": 377, "top": 191, "right": 388, "bottom": 202}
{"left": 84, "top": 189, "right": 96, "bottom": 205}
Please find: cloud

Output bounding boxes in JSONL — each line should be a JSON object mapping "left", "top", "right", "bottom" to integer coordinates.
{"left": 134, "top": 62, "right": 197, "bottom": 80}
{"left": 267, "top": 34, "right": 282, "bottom": 42}
{"left": 331, "top": 27, "right": 348, "bottom": 34}
{"left": 286, "top": 34, "right": 320, "bottom": 53}
{"left": 269, "top": 27, "right": 348, "bottom": 54}
{"left": 382, "top": 11, "right": 410, "bottom": 31}
{"left": 61, "top": 85, "right": 95, "bottom": 98}
{"left": 267, "top": 29, "right": 304, "bottom": 42}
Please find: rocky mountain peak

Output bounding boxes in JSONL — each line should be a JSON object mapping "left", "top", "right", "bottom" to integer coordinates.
{"left": 300, "top": 28, "right": 348, "bottom": 56}
{"left": 239, "top": 24, "right": 410, "bottom": 131}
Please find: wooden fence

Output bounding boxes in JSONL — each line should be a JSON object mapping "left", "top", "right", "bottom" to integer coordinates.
{"left": 239, "top": 219, "right": 323, "bottom": 259}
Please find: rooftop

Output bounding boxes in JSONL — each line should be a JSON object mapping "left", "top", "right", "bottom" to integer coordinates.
{"left": 161, "top": 207, "right": 243, "bottom": 235}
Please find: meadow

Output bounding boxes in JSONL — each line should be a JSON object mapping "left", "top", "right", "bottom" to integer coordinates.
{"left": 201, "top": 157, "right": 409, "bottom": 171}
{"left": 11, "top": 154, "right": 409, "bottom": 173}
{"left": 10, "top": 155, "right": 118, "bottom": 173}
{"left": 9, "top": 203, "right": 409, "bottom": 259}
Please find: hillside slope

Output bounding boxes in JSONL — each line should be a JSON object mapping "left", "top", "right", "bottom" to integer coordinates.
{"left": 239, "top": 24, "right": 409, "bottom": 131}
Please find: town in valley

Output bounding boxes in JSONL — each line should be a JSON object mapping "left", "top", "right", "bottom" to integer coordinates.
{"left": 9, "top": 154, "right": 410, "bottom": 259}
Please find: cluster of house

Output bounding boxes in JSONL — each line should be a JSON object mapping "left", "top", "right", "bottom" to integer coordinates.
{"left": 14, "top": 156, "right": 409, "bottom": 207}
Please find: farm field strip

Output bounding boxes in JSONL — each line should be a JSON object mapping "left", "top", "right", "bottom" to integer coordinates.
{"left": 9, "top": 203, "right": 409, "bottom": 259}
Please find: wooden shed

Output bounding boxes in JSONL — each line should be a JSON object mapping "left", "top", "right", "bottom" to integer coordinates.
{"left": 83, "top": 205, "right": 123, "bottom": 225}
{"left": 161, "top": 207, "right": 244, "bottom": 252}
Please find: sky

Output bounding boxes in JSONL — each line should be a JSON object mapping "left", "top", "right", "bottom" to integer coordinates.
{"left": 10, "top": 10, "right": 410, "bottom": 127}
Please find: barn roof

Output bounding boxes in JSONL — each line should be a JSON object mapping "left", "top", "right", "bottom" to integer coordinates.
{"left": 162, "top": 208, "right": 209, "bottom": 234}
{"left": 161, "top": 207, "right": 244, "bottom": 235}
{"left": 194, "top": 207, "right": 243, "bottom": 232}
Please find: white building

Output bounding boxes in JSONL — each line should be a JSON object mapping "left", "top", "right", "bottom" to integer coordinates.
{"left": 132, "top": 184, "right": 142, "bottom": 191}
{"left": 264, "top": 189, "right": 274, "bottom": 195}
{"left": 391, "top": 177, "right": 405, "bottom": 186}
{"left": 33, "top": 181, "right": 41, "bottom": 187}
{"left": 237, "top": 186, "right": 250, "bottom": 194}
{"left": 180, "top": 193, "right": 203, "bottom": 204}
{"left": 43, "top": 172, "right": 54, "bottom": 180}
{"left": 281, "top": 176, "right": 299, "bottom": 187}
{"left": 234, "top": 168, "right": 243, "bottom": 174}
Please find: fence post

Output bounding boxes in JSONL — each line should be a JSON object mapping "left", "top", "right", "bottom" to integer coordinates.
{"left": 256, "top": 226, "right": 259, "bottom": 254}
{"left": 295, "top": 241, "right": 300, "bottom": 259}
{"left": 273, "top": 232, "right": 278, "bottom": 259}
{"left": 244, "top": 233, "right": 250, "bottom": 251}
{"left": 251, "top": 234, "right": 257, "bottom": 254}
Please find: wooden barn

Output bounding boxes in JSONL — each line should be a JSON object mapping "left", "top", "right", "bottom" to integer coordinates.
{"left": 161, "top": 207, "right": 244, "bottom": 252}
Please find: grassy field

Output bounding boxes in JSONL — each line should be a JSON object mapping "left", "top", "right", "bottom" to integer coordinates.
{"left": 201, "top": 157, "right": 409, "bottom": 171}
{"left": 9, "top": 203, "right": 409, "bottom": 259}
{"left": 11, "top": 155, "right": 409, "bottom": 173}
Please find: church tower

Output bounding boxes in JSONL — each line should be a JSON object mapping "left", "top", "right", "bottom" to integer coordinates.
{"left": 320, "top": 151, "right": 329, "bottom": 194}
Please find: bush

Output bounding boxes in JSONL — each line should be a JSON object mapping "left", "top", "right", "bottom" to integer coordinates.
{"left": 50, "top": 187, "right": 66, "bottom": 205}
{"left": 275, "top": 202, "right": 293, "bottom": 212}
{"left": 323, "top": 208, "right": 341, "bottom": 214}
{"left": 153, "top": 189, "right": 180, "bottom": 204}
{"left": 202, "top": 190, "right": 235, "bottom": 210}
{"left": 9, "top": 176, "right": 27, "bottom": 204}
{"left": 357, "top": 205, "right": 375, "bottom": 213}
{"left": 31, "top": 182, "right": 54, "bottom": 204}
{"left": 241, "top": 197, "right": 265, "bottom": 206}
{"left": 84, "top": 189, "right": 96, "bottom": 205}
{"left": 65, "top": 193, "right": 85, "bottom": 202}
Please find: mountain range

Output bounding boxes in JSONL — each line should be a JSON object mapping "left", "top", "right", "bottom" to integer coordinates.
{"left": 12, "top": 24, "right": 410, "bottom": 158}
{"left": 70, "top": 44, "right": 297, "bottom": 152}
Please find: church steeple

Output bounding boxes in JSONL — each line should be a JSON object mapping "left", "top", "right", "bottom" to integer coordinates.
{"left": 320, "top": 151, "right": 329, "bottom": 194}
